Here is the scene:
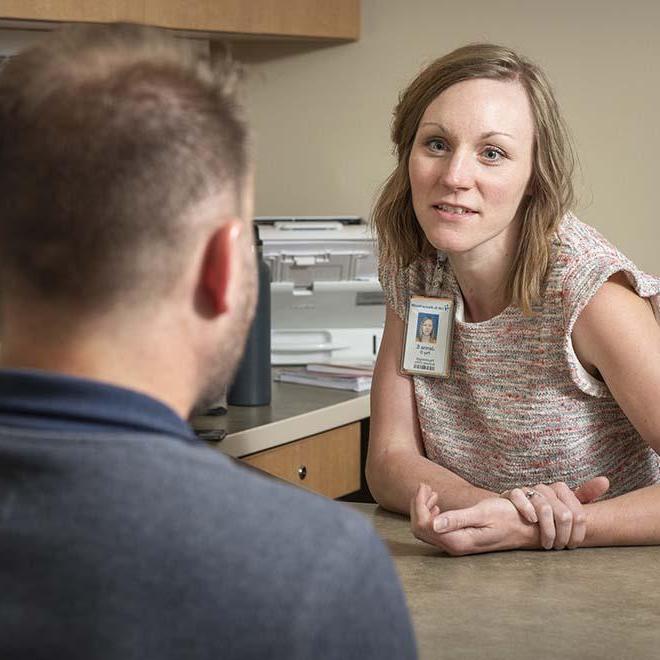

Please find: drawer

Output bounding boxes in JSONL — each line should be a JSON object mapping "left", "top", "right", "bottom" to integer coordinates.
{"left": 241, "top": 422, "right": 361, "bottom": 498}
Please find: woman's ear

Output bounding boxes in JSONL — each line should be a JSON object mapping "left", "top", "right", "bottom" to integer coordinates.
{"left": 200, "top": 219, "right": 242, "bottom": 316}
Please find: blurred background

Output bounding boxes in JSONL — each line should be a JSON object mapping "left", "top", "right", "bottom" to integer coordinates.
{"left": 238, "top": 0, "right": 659, "bottom": 272}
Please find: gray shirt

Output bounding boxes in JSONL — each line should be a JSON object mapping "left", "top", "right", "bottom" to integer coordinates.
{"left": 0, "top": 421, "right": 416, "bottom": 659}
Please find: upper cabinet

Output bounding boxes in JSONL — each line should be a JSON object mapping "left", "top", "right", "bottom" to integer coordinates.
{"left": 0, "top": 1, "right": 360, "bottom": 41}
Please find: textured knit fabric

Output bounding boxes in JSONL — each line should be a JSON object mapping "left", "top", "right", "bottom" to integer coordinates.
{"left": 379, "top": 214, "right": 660, "bottom": 497}
{"left": 0, "top": 374, "right": 417, "bottom": 660}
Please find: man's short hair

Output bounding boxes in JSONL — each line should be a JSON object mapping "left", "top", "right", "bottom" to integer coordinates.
{"left": 0, "top": 23, "right": 249, "bottom": 309}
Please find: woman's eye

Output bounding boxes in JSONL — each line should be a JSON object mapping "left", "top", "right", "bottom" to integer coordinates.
{"left": 426, "top": 138, "right": 447, "bottom": 153}
{"left": 482, "top": 147, "right": 505, "bottom": 162}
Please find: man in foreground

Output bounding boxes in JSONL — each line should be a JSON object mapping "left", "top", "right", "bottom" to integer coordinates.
{"left": 0, "top": 24, "right": 416, "bottom": 659}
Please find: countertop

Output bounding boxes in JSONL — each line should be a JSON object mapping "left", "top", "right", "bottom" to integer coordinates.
{"left": 348, "top": 503, "right": 660, "bottom": 660}
{"left": 192, "top": 379, "right": 369, "bottom": 457}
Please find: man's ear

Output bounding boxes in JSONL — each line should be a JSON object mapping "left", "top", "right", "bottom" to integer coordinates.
{"left": 200, "top": 219, "right": 242, "bottom": 317}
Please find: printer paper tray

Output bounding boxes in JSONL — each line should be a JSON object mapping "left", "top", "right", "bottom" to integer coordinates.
{"left": 271, "top": 328, "right": 383, "bottom": 365}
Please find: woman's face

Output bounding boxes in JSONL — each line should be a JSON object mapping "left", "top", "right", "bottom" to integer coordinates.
{"left": 408, "top": 78, "right": 535, "bottom": 259}
{"left": 421, "top": 318, "right": 434, "bottom": 336}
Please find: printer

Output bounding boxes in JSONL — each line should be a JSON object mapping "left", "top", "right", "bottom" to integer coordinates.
{"left": 255, "top": 216, "right": 385, "bottom": 365}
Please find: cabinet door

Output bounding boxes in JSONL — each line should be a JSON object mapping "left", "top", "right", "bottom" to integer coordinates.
{"left": 143, "top": 0, "right": 359, "bottom": 39}
{"left": 0, "top": 1, "right": 143, "bottom": 24}
{"left": 241, "top": 422, "right": 360, "bottom": 498}
{"left": 0, "top": 1, "right": 360, "bottom": 40}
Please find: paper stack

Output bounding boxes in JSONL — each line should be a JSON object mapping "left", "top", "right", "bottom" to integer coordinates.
{"left": 275, "top": 362, "right": 374, "bottom": 392}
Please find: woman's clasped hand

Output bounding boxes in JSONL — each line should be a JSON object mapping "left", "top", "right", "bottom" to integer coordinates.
{"left": 411, "top": 478, "right": 611, "bottom": 556}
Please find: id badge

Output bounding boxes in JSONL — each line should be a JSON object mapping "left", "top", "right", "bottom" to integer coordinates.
{"left": 400, "top": 295, "right": 454, "bottom": 377}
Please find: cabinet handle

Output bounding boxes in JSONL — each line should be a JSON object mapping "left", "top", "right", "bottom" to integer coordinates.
{"left": 297, "top": 465, "right": 307, "bottom": 480}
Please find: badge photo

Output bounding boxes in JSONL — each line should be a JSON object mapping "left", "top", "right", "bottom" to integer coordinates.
{"left": 400, "top": 296, "right": 454, "bottom": 377}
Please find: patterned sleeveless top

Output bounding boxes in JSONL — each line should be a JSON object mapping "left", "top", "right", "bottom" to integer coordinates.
{"left": 379, "top": 214, "right": 660, "bottom": 497}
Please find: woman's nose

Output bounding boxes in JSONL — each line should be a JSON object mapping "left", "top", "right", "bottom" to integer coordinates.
{"left": 441, "top": 151, "right": 473, "bottom": 189}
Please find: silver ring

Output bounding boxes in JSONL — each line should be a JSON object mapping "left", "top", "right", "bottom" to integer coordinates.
{"left": 525, "top": 489, "right": 539, "bottom": 499}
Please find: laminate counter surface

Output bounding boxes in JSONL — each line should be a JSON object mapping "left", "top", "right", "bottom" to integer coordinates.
{"left": 349, "top": 503, "right": 660, "bottom": 660}
{"left": 193, "top": 380, "right": 369, "bottom": 457}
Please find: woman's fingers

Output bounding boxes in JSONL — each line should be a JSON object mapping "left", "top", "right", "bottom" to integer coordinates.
{"left": 503, "top": 488, "right": 538, "bottom": 524}
{"left": 549, "top": 482, "right": 587, "bottom": 549}
{"left": 410, "top": 483, "right": 425, "bottom": 529}
{"left": 528, "top": 488, "right": 557, "bottom": 550}
{"left": 534, "top": 484, "right": 573, "bottom": 549}
{"left": 573, "top": 476, "right": 610, "bottom": 504}
{"left": 411, "top": 483, "right": 438, "bottom": 532}
{"left": 432, "top": 508, "right": 480, "bottom": 533}
{"left": 502, "top": 486, "right": 555, "bottom": 548}
{"left": 502, "top": 478, "right": 602, "bottom": 551}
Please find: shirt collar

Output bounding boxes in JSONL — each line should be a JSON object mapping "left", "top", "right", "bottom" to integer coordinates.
{"left": 0, "top": 368, "right": 196, "bottom": 443}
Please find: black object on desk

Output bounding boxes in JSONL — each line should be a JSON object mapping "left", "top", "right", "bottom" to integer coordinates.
{"left": 195, "top": 428, "right": 227, "bottom": 443}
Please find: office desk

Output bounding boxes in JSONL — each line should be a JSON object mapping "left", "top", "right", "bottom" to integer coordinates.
{"left": 349, "top": 503, "right": 660, "bottom": 660}
{"left": 194, "top": 379, "right": 369, "bottom": 458}
{"left": 194, "top": 381, "right": 370, "bottom": 498}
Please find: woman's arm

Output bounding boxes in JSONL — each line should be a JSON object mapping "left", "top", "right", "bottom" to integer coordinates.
{"left": 372, "top": 306, "right": 607, "bottom": 552}
{"left": 366, "top": 305, "right": 495, "bottom": 514}
{"left": 583, "top": 484, "right": 660, "bottom": 546}
{"left": 572, "top": 272, "right": 660, "bottom": 546}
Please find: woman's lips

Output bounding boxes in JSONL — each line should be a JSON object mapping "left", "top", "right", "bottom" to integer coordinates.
{"left": 432, "top": 203, "right": 477, "bottom": 219}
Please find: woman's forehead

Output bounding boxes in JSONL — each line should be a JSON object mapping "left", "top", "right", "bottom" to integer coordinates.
{"left": 419, "top": 78, "right": 534, "bottom": 141}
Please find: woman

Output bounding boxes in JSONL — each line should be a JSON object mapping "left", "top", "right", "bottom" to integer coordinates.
{"left": 367, "top": 44, "right": 660, "bottom": 555}
{"left": 416, "top": 315, "right": 437, "bottom": 343}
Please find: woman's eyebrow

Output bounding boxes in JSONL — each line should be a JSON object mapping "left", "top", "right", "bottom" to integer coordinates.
{"left": 419, "top": 122, "right": 515, "bottom": 140}
{"left": 481, "top": 130, "right": 515, "bottom": 139}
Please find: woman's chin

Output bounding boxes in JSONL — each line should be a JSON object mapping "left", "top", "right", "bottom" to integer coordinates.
{"left": 426, "top": 237, "right": 471, "bottom": 255}
{"left": 420, "top": 225, "right": 471, "bottom": 254}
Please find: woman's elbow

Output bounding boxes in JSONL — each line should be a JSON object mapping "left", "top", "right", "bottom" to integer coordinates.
{"left": 364, "top": 456, "right": 384, "bottom": 503}
{"left": 365, "top": 451, "right": 406, "bottom": 514}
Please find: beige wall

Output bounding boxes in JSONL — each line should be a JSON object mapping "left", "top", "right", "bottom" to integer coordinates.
{"left": 239, "top": 0, "right": 659, "bottom": 272}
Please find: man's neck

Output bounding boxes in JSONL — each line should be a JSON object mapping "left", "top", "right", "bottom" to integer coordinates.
{"left": 0, "top": 316, "right": 197, "bottom": 419}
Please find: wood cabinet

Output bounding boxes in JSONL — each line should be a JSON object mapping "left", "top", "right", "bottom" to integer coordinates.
{"left": 0, "top": 1, "right": 360, "bottom": 41}
{"left": 241, "top": 422, "right": 361, "bottom": 498}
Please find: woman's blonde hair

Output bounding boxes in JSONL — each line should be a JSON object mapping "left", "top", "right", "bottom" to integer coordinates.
{"left": 372, "top": 43, "right": 575, "bottom": 315}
